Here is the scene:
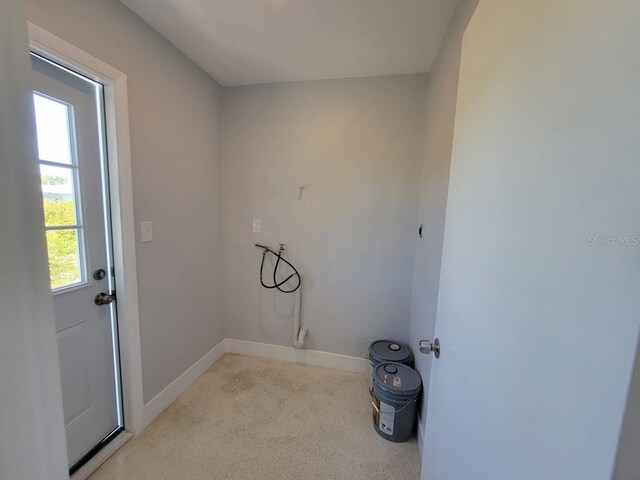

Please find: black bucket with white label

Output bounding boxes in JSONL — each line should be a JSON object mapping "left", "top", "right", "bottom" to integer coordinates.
{"left": 371, "top": 362, "right": 422, "bottom": 443}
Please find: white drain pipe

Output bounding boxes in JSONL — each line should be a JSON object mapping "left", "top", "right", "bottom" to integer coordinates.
{"left": 293, "top": 288, "right": 307, "bottom": 348}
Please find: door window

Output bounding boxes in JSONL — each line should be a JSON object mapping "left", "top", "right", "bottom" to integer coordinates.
{"left": 33, "top": 93, "right": 86, "bottom": 290}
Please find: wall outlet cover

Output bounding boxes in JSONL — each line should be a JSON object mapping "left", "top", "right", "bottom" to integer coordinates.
{"left": 141, "top": 221, "right": 153, "bottom": 242}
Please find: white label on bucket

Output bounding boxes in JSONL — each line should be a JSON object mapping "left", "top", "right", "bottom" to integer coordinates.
{"left": 379, "top": 401, "right": 395, "bottom": 435}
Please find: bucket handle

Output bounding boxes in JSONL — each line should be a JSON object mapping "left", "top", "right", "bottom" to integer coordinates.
{"left": 390, "top": 399, "right": 415, "bottom": 414}
{"left": 370, "top": 391, "right": 417, "bottom": 415}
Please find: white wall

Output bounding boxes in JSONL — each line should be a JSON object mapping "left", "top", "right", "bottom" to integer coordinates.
{"left": 25, "top": 0, "right": 225, "bottom": 402}
{"left": 222, "top": 75, "right": 427, "bottom": 357}
{"left": 0, "top": 0, "right": 68, "bottom": 477}
{"left": 409, "top": 0, "right": 479, "bottom": 450}
{"left": 423, "top": 0, "right": 640, "bottom": 478}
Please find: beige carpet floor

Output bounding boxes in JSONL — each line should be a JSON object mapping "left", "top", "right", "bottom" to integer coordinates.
{"left": 90, "top": 353, "right": 421, "bottom": 480}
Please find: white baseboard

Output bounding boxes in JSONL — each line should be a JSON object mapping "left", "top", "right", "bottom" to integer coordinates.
{"left": 142, "top": 338, "right": 226, "bottom": 428}
{"left": 224, "top": 338, "right": 371, "bottom": 375}
{"left": 141, "top": 337, "right": 370, "bottom": 430}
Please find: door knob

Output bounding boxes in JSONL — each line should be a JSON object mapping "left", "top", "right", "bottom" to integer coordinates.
{"left": 95, "top": 292, "right": 116, "bottom": 306}
{"left": 419, "top": 338, "right": 440, "bottom": 358}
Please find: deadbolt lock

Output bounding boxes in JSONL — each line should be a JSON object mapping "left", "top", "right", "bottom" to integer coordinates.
{"left": 93, "top": 268, "right": 106, "bottom": 280}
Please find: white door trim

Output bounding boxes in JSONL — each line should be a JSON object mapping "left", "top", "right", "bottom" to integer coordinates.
{"left": 28, "top": 23, "right": 145, "bottom": 438}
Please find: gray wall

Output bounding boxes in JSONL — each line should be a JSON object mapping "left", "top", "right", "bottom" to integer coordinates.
{"left": 409, "top": 0, "right": 479, "bottom": 448}
{"left": 222, "top": 75, "right": 428, "bottom": 357}
{"left": 25, "top": 0, "right": 225, "bottom": 402}
{"left": 0, "top": 0, "right": 68, "bottom": 475}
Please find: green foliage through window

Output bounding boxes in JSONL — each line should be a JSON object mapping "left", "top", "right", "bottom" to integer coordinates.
{"left": 42, "top": 174, "right": 68, "bottom": 185}
{"left": 44, "top": 198, "right": 81, "bottom": 289}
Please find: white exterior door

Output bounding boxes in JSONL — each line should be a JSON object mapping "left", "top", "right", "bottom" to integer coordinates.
{"left": 421, "top": 1, "right": 640, "bottom": 479}
{"left": 31, "top": 54, "right": 122, "bottom": 471}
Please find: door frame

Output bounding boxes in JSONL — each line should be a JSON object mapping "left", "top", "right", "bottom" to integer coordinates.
{"left": 28, "top": 22, "right": 144, "bottom": 477}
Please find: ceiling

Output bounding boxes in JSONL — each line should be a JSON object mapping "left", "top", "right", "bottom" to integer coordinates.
{"left": 120, "top": 0, "right": 460, "bottom": 87}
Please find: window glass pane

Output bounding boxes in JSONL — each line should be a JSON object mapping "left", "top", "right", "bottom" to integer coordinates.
{"left": 33, "top": 93, "right": 73, "bottom": 165}
{"left": 46, "top": 228, "right": 83, "bottom": 289}
{"left": 40, "top": 164, "right": 78, "bottom": 226}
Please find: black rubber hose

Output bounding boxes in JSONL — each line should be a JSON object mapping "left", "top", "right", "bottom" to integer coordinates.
{"left": 257, "top": 246, "right": 301, "bottom": 293}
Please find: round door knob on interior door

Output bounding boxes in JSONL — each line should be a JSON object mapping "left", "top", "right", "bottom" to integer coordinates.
{"left": 95, "top": 292, "right": 116, "bottom": 306}
{"left": 419, "top": 338, "right": 440, "bottom": 358}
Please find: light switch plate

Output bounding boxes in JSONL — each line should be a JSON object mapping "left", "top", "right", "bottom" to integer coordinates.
{"left": 252, "top": 219, "right": 261, "bottom": 233}
{"left": 141, "top": 221, "right": 153, "bottom": 242}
